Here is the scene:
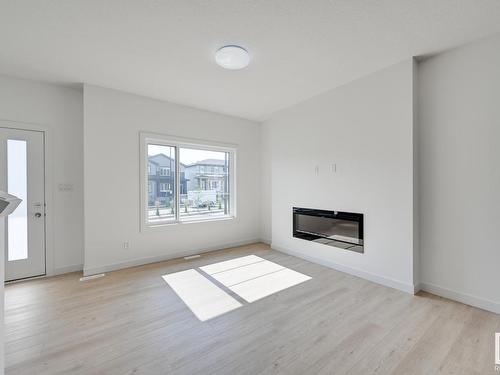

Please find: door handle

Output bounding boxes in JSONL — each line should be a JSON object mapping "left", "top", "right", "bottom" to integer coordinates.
{"left": 34, "top": 212, "right": 42, "bottom": 218}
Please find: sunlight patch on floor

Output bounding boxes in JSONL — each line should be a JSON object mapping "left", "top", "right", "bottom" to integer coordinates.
{"left": 199, "top": 254, "right": 264, "bottom": 274}
{"left": 162, "top": 269, "right": 242, "bottom": 321}
{"left": 202, "top": 256, "right": 312, "bottom": 303}
{"left": 163, "top": 255, "right": 311, "bottom": 321}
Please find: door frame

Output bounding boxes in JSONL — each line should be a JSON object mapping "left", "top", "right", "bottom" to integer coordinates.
{"left": 1, "top": 118, "right": 55, "bottom": 278}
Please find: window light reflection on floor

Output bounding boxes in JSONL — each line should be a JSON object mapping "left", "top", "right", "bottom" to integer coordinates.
{"left": 162, "top": 269, "right": 242, "bottom": 321}
{"left": 162, "top": 255, "right": 311, "bottom": 321}
{"left": 200, "top": 255, "right": 312, "bottom": 303}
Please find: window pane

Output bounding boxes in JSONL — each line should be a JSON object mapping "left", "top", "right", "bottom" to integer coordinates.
{"left": 7, "top": 140, "right": 28, "bottom": 261}
{"left": 180, "top": 148, "right": 230, "bottom": 221}
{"left": 147, "top": 144, "right": 176, "bottom": 223}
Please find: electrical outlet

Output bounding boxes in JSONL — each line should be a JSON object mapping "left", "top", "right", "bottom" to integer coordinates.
{"left": 123, "top": 242, "right": 129, "bottom": 249}
{"left": 58, "top": 183, "right": 74, "bottom": 192}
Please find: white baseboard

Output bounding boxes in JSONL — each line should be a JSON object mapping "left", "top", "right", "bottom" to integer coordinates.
{"left": 272, "top": 243, "right": 416, "bottom": 294}
{"left": 419, "top": 282, "right": 500, "bottom": 315}
{"left": 260, "top": 238, "right": 271, "bottom": 245}
{"left": 83, "top": 238, "right": 263, "bottom": 276}
{"left": 52, "top": 264, "right": 83, "bottom": 276}
{"left": 413, "top": 282, "right": 422, "bottom": 294}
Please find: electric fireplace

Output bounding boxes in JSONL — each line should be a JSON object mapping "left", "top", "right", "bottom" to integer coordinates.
{"left": 293, "top": 207, "right": 364, "bottom": 253}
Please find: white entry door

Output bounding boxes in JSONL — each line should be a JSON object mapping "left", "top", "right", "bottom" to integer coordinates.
{"left": 0, "top": 127, "right": 46, "bottom": 281}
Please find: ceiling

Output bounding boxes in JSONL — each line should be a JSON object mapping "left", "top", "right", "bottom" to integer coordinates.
{"left": 1, "top": 1, "right": 500, "bottom": 121}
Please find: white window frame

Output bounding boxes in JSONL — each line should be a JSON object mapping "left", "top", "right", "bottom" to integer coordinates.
{"left": 140, "top": 132, "right": 237, "bottom": 230}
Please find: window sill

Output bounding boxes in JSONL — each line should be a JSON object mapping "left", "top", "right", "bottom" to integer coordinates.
{"left": 143, "top": 215, "right": 235, "bottom": 231}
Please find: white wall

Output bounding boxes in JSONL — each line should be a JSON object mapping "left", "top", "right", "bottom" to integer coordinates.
{"left": 260, "top": 123, "right": 272, "bottom": 244}
{"left": 0, "top": 217, "right": 4, "bottom": 375}
{"left": 83, "top": 85, "right": 262, "bottom": 275}
{"left": 412, "top": 60, "right": 420, "bottom": 288}
{"left": 263, "top": 60, "right": 417, "bottom": 293}
{"left": 0, "top": 75, "right": 84, "bottom": 274}
{"left": 418, "top": 34, "right": 500, "bottom": 313}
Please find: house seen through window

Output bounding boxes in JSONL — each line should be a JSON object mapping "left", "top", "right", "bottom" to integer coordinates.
{"left": 145, "top": 137, "right": 234, "bottom": 226}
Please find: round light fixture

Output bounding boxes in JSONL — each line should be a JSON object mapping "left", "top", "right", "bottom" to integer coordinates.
{"left": 215, "top": 45, "right": 250, "bottom": 70}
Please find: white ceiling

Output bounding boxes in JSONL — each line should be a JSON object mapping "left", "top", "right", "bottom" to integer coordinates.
{"left": 1, "top": 1, "right": 500, "bottom": 121}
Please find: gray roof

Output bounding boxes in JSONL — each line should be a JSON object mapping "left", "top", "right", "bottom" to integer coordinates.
{"left": 187, "top": 158, "right": 226, "bottom": 166}
{"left": 149, "top": 153, "right": 187, "bottom": 167}
{"left": 149, "top": 154, "right": 225, "bottom": 167}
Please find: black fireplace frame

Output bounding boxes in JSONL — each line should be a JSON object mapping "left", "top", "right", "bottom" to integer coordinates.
{"left": 292, "top": 207, "right": 364, "bottom": 253}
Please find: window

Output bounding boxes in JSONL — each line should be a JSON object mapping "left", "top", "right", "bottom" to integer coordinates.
{"left": 160, "top": 183, "right": 171, "bottom": 192}
{"left": 7, "top": 140, "right": 28, "bottom": 261}
{"left": 141, "top": 133, "right": 236, "bottom": 228}
{"left": 180, "top": 147, "right": 232, "bottom": 222}
{"left": 146, "top": 143, "right": 176, "bottom": 224}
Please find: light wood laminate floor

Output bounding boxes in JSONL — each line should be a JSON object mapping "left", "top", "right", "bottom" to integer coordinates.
{"left": 5, "top": 243, "right": 500, "bottom": 374}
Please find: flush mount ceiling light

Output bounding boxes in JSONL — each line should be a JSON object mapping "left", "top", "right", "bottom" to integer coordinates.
{"left": 215, "top": 45, "right": 250, "bottom": 70}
